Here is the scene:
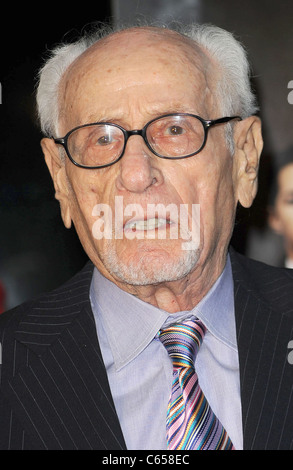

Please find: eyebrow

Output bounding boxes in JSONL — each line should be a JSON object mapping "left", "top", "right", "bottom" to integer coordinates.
{"left": 84, "top": 106, "right": 202, "bottom": 127}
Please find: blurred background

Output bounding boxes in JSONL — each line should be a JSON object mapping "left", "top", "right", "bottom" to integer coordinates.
{"left": 0, "top": 0, "right": 293, "bottom": 311}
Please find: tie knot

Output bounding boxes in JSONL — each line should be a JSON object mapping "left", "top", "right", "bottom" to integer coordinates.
{"left": 159, "top": 319, "right": 206, "bottom": 369}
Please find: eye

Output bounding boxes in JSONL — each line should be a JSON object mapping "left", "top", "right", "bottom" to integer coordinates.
{"left": 96, "top": 134, "right": 113, "bottom": 145}
{"left": 166, "top": 125, "right": 185, "bottom": 136}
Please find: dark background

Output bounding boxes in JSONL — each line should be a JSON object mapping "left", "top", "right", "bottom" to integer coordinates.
{"left": 1, "top": 1, "right": 293, "bottom": 311}
{"left": 0, "top": 5, "right": 112, "bottom": 310}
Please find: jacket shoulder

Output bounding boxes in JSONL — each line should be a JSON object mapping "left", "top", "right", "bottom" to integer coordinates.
{"left": 0, "top": 260, "right": 94, "bottom": 333}
{"left": 230, "top": 248, "right": 293, "bottom": 315}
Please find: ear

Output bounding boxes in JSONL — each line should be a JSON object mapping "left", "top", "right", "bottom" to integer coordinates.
{"left": 41, "top": 138, "right": 72, "bottom": 228}
{"left": 233, "top": 116, "right": 263, "bottom": 208}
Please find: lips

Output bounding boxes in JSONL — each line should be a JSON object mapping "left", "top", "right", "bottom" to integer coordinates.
{"left": 124, "top": 217, "right": 172, "bottom": 232}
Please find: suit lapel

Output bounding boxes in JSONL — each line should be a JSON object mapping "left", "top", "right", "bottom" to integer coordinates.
{"left": 4, "top": 262, "right": 126, "bottom": 450}
{"left": 231, "top": 250, "right": 293, "bottom": 449}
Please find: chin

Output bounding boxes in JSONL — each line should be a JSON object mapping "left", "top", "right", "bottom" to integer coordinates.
{"left": 99, "top": 241, "right": 201, "bottom": 286}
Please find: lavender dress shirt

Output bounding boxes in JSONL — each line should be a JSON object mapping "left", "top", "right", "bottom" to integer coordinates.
{"left": 90, "top": 256, "right": 243, "bottom": 449}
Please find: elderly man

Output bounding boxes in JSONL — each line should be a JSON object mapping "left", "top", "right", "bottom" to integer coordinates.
{"left": 0, "top": 22, "right": 293, "bottom": 451}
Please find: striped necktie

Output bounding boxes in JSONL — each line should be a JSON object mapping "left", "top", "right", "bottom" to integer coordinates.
{"left": 159, "top": 319, "right": 235, "bottom": 450}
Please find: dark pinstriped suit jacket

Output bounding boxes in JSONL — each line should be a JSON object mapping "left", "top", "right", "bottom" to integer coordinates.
{"left": 1, "top": 248, "right": 293, "bottom": 450}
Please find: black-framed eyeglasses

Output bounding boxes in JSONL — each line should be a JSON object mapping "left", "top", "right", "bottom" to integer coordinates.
{"left": 53, "top": 113, "right": 242, "bottom": 169}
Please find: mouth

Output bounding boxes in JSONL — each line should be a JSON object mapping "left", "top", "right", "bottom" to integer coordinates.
{"left": 124, "top": 217, "right": 172, "bottom": 232}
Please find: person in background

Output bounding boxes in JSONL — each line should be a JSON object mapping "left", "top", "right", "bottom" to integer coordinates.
{"left": 268, "top": 149, "right": 293, "bottom": 268}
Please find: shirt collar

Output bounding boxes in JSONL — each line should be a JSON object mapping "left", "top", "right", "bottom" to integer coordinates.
{"left": 90, "top": 256, "right": 236, "bottom": 371}
{"left": 193, "top": 256, "right": 237, "bottom": 351}
{"left": 90, "top": 270, "right": 168, "bottom": 370}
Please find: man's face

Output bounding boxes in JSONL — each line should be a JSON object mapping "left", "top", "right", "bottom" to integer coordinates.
{"left": 43, "top": 29, "right": 254, "bottom": 293}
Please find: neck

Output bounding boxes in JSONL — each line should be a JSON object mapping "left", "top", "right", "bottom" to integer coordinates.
{"left": 113, "top": 250, "right": 228, "bottom": 313}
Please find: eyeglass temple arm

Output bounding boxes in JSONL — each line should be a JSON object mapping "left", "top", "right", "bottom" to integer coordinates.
{"left": 54, "top": 137, "right": 65, "bottom": 145}
{"left": 206, "top": 116, "right": 242, "bottom": 128}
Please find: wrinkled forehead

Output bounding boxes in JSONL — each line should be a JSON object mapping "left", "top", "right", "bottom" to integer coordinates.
{"left": 59, "top": 27, "right": 216, "bottom": 124}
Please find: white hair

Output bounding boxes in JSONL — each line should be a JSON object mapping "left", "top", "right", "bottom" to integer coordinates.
{"left": 36, "top": 21, "right": 258, "bottom": 147}
{"left": 180, "top": 23, "right": 258, "bottom": 118}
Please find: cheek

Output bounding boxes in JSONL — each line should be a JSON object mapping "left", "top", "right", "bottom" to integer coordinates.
{"left": 198, "top": 162, "right": 236, "bottom": 238}
{"left": 68, "top": 164, "right": 115, "bottom": 201}
{"left": 171, "top": 142, "right": 233, "bottom": 202}
{"left": 66, "top": 167, "right": 113, "bottom": 230}
{"left": 168, "top": 158, "right": 235, "bottom": 248}
{"left": 180, "top": 153, "right": 234, "bottom": 208}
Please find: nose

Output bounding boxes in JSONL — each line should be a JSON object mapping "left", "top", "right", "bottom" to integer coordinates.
{"left": 115, "top": 135, "right": 163, "bottom": 193}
